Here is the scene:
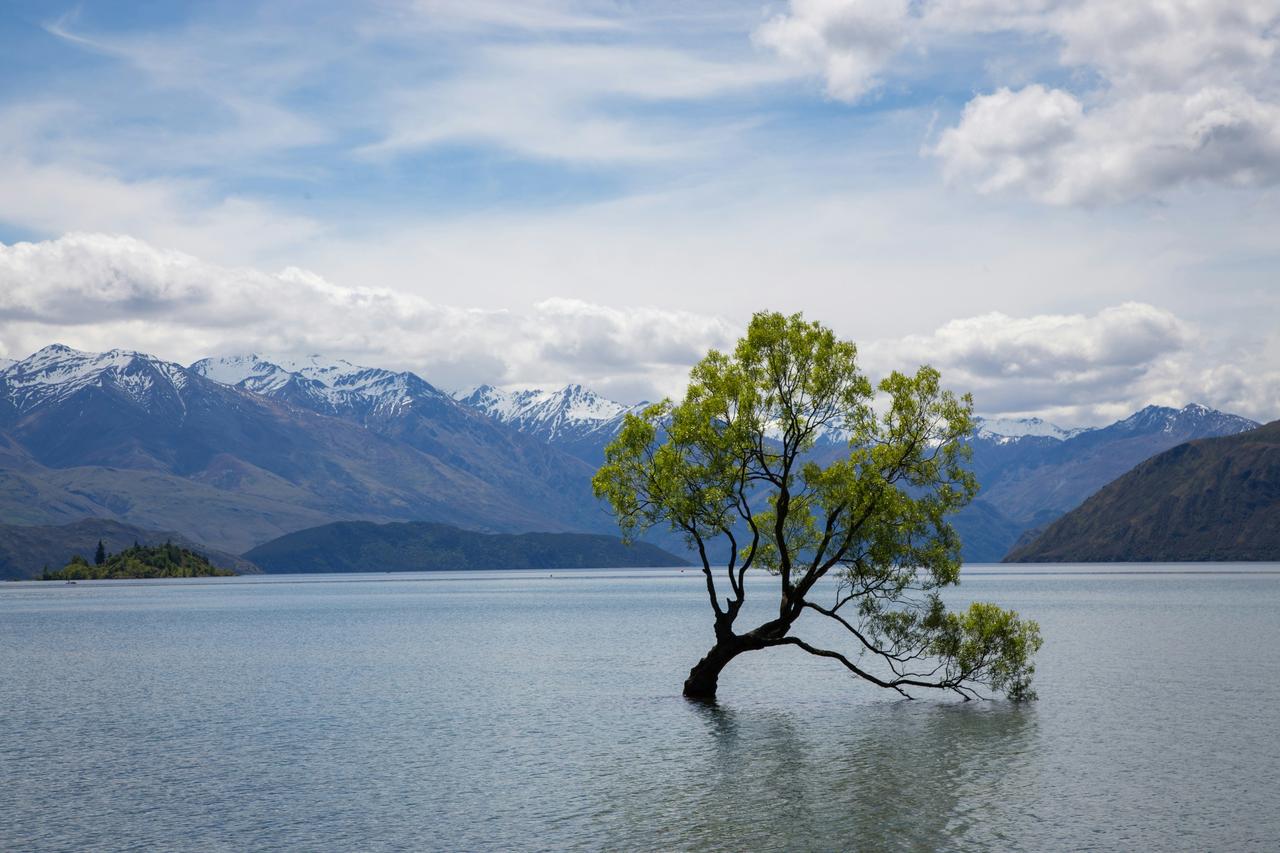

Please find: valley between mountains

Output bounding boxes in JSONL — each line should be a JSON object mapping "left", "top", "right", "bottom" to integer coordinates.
{"left": 0, "top": 344, "right": 1265, "bottom": 578}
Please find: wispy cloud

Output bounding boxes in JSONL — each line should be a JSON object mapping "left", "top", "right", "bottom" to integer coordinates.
{"left": 0, "top": 1, "right": 1276, "bottom": 423}
{"left": 359, "top": 41, "right": 795, "bottom": 164}
{"left": 397, "top": 0, "right": 626, "bottom": 33}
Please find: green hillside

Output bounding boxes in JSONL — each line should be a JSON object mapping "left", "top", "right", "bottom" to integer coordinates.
{"left": 1006, "top": 421, "right": 1280, "bottom": 562}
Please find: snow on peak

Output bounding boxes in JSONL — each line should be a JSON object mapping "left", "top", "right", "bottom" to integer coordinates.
{"left": 974, "top": 416, "right": 1085, "bottom": 443}
{"left": 1114, "top": 403, "right": 1259, "bottom": 435}
{"left": 456, "top": 383, "right": 641, "bottom": 441}
{"left": 1, "top": 344, "right": 190, "bottom": 413}
{"left": 189, "top": 354, "right": 288, "bottom": 391}
{"left": 191, "top": 353, "right": 448, "bottom": 416}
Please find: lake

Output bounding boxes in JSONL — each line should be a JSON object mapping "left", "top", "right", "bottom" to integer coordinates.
{"left": 2, "top": 565, "right": 1278, "bottom": 851}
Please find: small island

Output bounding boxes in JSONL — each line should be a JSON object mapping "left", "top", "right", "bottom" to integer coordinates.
{"left": 40, "top": 542, "right": 236, "bottom": 580}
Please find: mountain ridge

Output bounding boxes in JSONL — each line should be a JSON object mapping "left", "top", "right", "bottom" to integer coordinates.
{"left": 244, "top": 520, "right": 691, "bottom": 573}
{"left": 1005, "top": 420, "right": 1280, "bottom": 562}
{"left": 0, "top": 346, "right": 606, "bottom": 552}
{"left": 0, "top": 345, "right": 1266, "bottom": 563}
{"left": 454, "top": 383, "right": 645, "bottom": 464}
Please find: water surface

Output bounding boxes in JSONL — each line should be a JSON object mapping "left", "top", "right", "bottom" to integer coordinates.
{"left": 2, "top": 565, "right": 1278, "bottom": 851}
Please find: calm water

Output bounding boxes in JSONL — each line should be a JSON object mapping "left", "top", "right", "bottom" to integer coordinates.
{"left": 2, "top": 565, "right": 1278, "bottom": 851}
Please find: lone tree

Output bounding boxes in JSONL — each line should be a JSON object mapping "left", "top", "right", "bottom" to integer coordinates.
{"left": 593, "top": 312, "right": 1041, "bottom": 703}
{"left": 94, "top": 540, "right": 106, "bottom": 566}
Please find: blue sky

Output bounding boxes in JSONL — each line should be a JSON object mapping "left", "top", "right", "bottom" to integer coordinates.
{"left": 0, "top": 0, "right": 1278, "bottom": 424}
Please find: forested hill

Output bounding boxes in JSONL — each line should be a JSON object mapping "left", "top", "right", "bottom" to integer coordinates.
{"left": 1006, "top": 420, "right": 1280, "bottom": 562}
{"left": 0, "top": 519, "right": 257, "bottom": 580}
{"left": 244, "top": 521, "right": 691, "bottom": 573}
{"left": 41, "top": 542, "right": 235, "bottom": 580}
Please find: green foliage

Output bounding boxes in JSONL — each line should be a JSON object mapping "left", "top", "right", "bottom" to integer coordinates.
{"left": 40, "top": 542, "right": 234, "bottom": 580}
{"left": 593, "top": 310, "right": 1042, "bottom": 701}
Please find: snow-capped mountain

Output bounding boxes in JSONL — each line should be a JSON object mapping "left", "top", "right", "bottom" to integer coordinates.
{"left": 3, "top": 342, "right": 1268, "bottom": 565}
{"left": 0, "top": 345, "right": 612, "bottom": 553}
{"left": 190, "top": 354, "right": 450, "bottom": 420}
{"left": 456, "top": 384, "right": 645, "bottom": 462}
{"left": 1109, "top": 403, "right": 1258, "bottom": 437}
{"left": 809, "top": 415, "right": 1078, "bottom": 449}
{"left": 0, "top": 343, "right": 193, "bottom": 416}
{"left": 974, "top": 416, "right": 1088, "bottom": 444}
{"left": 971, "top": 405, "right": 1256, "bottom": 446}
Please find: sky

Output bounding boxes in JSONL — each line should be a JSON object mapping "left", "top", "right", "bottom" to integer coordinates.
{"left": 0, "top": 0, "right": 1277, "bottom": 426}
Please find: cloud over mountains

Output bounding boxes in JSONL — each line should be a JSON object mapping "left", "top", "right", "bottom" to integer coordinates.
{"left": 0, "top": 233, "right": 735, "bottom": 402}
{"left": 2, "top": 233, "right": 1275, "bottom": 425}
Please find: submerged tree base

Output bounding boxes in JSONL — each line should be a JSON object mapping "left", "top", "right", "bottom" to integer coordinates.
{"left": 683, "top": 640, "right": 747, "bottom": 701}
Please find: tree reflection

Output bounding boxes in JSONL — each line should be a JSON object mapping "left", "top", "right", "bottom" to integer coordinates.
{"left": 600, "top": 699, "right": 1039, "bottom": 851}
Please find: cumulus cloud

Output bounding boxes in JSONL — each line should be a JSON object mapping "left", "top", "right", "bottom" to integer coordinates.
{"left": 754, "top": 0, "right": 910, "bottom": 102}
{"left": 862, "top": 301, "right": 1279, "bottom": 423}
{"left": 934, "top": 82, "right": 1280, "bottom": 205}
{"left": 0, "top": 233, "right": 735, "bottom": 401}
{"left": 885, "top": 302, "right": 1194, "bottom": 380}
{"left": 2, "top": 233, "right": 1276, "bottom": 422}
{"left": 758, "top": 0, "right": 1280, "bottom": 203}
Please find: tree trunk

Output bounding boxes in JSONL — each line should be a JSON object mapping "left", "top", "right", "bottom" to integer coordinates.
{"left": 682, "top": 638, "right": 748, "bottom": 702}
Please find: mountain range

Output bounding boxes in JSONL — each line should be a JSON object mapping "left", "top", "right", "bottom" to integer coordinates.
{"left": 952, "top": 404, "right": 1258, "bottom": 559}
{"left": 0, "top": 346, "right": 605, "bottom": 554}
{"left": 0, "top": 344, "right": 1265, "bottom": 569}
{"left": 456, "top": 384, "right": 643, "bottom": 464}
{"left": 1007, "top": 420, "right": 1280, "bottom": 562}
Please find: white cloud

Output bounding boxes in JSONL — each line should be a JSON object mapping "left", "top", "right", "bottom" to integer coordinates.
{"left": 0, "top": 155, "right": 323, "bottom": 264}
{"left": 43, "top": 17, "right": 332, "bottom": 168}
{"left": 2, "top": 233, "right": 1276, "bottom": 422}
{"left": 754, "top": 0, "right": 910, "bottom": 102}
{"left": 398, "top": 0, "right": 624, "bottom": 33}
{"left": 934, "top": 84, "right": 1280, "bottom": 205}
{"left": 0, "top": 233, "right": 734, "bottom": 402}
{"left": 759, "top": 0, "right": 1280, "bottom": 203}
{"left": 887, "top": 302, "right": 1195, "bottom": 380}
{"left": 362, "top": 43, "right": 792, "bottom": 164}
{"left": 862, "top": 301, "right": 1279, "bottom": 423}
{"left": 932, "top": 85, "right": 1084, "bottom": 197}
